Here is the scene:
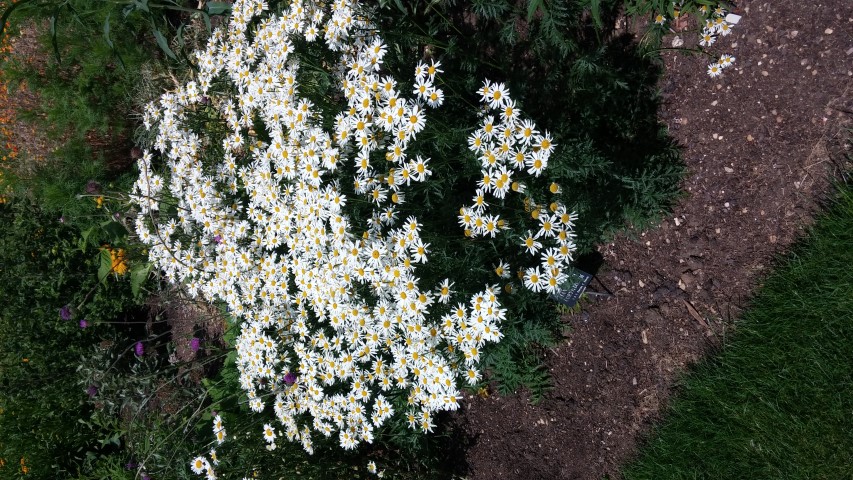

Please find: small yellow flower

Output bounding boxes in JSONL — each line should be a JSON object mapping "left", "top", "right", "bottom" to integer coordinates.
{"left": 110, "top": 248, "right": 128, "bottom": 276}
{"left": 95, "top": 196, "right": 104, "bottom": 208}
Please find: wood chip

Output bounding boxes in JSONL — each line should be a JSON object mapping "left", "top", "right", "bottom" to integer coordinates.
{"left": 683, "top": 300, "right": 710, "bottom": 328}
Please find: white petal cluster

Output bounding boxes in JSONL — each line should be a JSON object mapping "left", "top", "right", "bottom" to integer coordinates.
{"left": 460, "top": 81, "right": 577, "bottom": 295}
{"left": 695, "top": 4, "right": 738, "bottom": 77}
{"left": 131, "top": 0, "right": 576, "bottom": 456}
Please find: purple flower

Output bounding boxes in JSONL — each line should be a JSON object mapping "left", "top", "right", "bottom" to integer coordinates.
{"left": 190, "top": 337, "right": 201, "bottom": 352}
{"left": 135, "top": 341, "right": 144, "bottom": 356}
{"left": 213, "top": 234, "right": 223, "bottom": 244}
{"left": 142, "top": 475, "right": 151, "bottom": 480}
{"left": 79, "top": 319, "right": 89, "bottom": 328}
{"left": 125, "top": 461, "right": 137, "bottom": 470}
{"left": 86, "top": 385, "right": 99, "bottom": 397}
{"left": 284, "top": 372, "right": 297, "bottom": 385}
{"left": 60, "top": 305, "right": 72, "bottom": 321}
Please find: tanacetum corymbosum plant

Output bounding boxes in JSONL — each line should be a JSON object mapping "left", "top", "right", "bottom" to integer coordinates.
{"left": 129, "top": 0, "right": 578, "bottom": 470}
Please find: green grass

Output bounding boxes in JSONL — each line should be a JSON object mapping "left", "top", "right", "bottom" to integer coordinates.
{"left": 621, "top": 182, "right": 853, "bottom": 480}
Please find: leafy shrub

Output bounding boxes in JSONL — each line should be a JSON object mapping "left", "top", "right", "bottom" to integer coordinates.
{"left": 0, "top": 199, "right": 143, "bottom": 478}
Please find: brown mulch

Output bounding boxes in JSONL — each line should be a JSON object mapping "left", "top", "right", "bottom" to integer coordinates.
{"left": 458, "top": 1, "right": 852, "bottom": 479}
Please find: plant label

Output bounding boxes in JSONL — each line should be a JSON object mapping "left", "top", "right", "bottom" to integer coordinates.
{"left": 549, "top": 268, "right": 593, "bottom": 308}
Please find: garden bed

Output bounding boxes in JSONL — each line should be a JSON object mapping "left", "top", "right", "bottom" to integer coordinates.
{"left": 1, "top": 1, "right": 850, "bottom": 479}
{"left": 457, "top": 1, "right": 852, "bottom": 478}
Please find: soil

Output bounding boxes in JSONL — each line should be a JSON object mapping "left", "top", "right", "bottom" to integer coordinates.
{"left": 457, "top": 1, "right": 852, "bottom": 479}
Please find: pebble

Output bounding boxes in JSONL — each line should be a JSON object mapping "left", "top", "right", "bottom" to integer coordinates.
{"left": 724, "top": 167, "right": 734, "bottom": 173}
{"left": 747, "top": 134, "right": 754, "bottom": 141}
{"left": 762, "top": 71, "right": 769, "bottom": 76}
{"left": 825, "top": 28, "right": 834, "bottom": 34}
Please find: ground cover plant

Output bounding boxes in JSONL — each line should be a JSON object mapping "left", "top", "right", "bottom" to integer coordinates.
{"left": 127, "top": 0, "right": 735, "bottom": 471}
{"left": 131, "top": 0, "right": 587, "bottom": 472}
{"left": 621, "top": 180, "right": 853, "bottom": 479}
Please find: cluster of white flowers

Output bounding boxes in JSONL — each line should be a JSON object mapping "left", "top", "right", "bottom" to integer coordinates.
{"left": 132, "top": 0, "right": 576, "bottom": 461}
{"left": 213, "top": 414, "right": 226, "bottom": 444}
{"left": 653, "top": 3, "right": 739, "bottom": 78}
{"left": 459, "top": 81, "right": 577, "bottom": 294}
{"left": 699, "top": 5, "right": 739, "bottom": 77}
{"left": 191, "top": 417, "right": 227, "bottom": 480}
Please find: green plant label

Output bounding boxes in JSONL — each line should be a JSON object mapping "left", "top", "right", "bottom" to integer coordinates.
{"left": 549, "top": 268, "right": 592, "bottom": 308}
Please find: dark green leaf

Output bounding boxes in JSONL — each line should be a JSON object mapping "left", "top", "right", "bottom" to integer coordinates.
{"left": 589, "top": 0, "right": 602, "bottom": 28}
{"left": 206, "top": 2, "right": 231, "bottom": 15}
{"left": 152, "top": 27, "right": 177, "bottom": 60}
{"left": 103, "top": 12, "right": 113, "bottom": 49}
{"left": 49, "top": 14, "right": 61, "bottom": 64}
{"left": 130, "top": 263, "right": 151, "bottom": 297}
{"left": 80, "top": 226, "right": 95, "bottom": 252}
{"left": 97, "top": 248, "right": 112, "bottom": 284}
{"left": 100, "top": 220, "right": 127, "bottom": 242}
{"left": 527, "top": 0, "right": 543, "bottom": 22}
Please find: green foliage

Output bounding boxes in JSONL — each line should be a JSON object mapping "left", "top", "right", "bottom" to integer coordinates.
{"left": 0, "top": 199, "right": 145, "bottom": 478}
{"left": 2, "top": 3, "right": 148, "bottom": 139}
{"left": 0, "top": 0, "right": 213, "bottom": 203}
{"left": 0, "top": 0, "right": 692, "bottom": 476}
{"left": 0, "top": 0, "right": 231, "bottom": 64}
{"left": 367, "top": 0, "right": 683, "bottom": 397}
{"left": 622, "top": 182, "right": 853, "bottom": 480}
{"left": 75, "top": 331, "right": 216, "bottom": 480}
